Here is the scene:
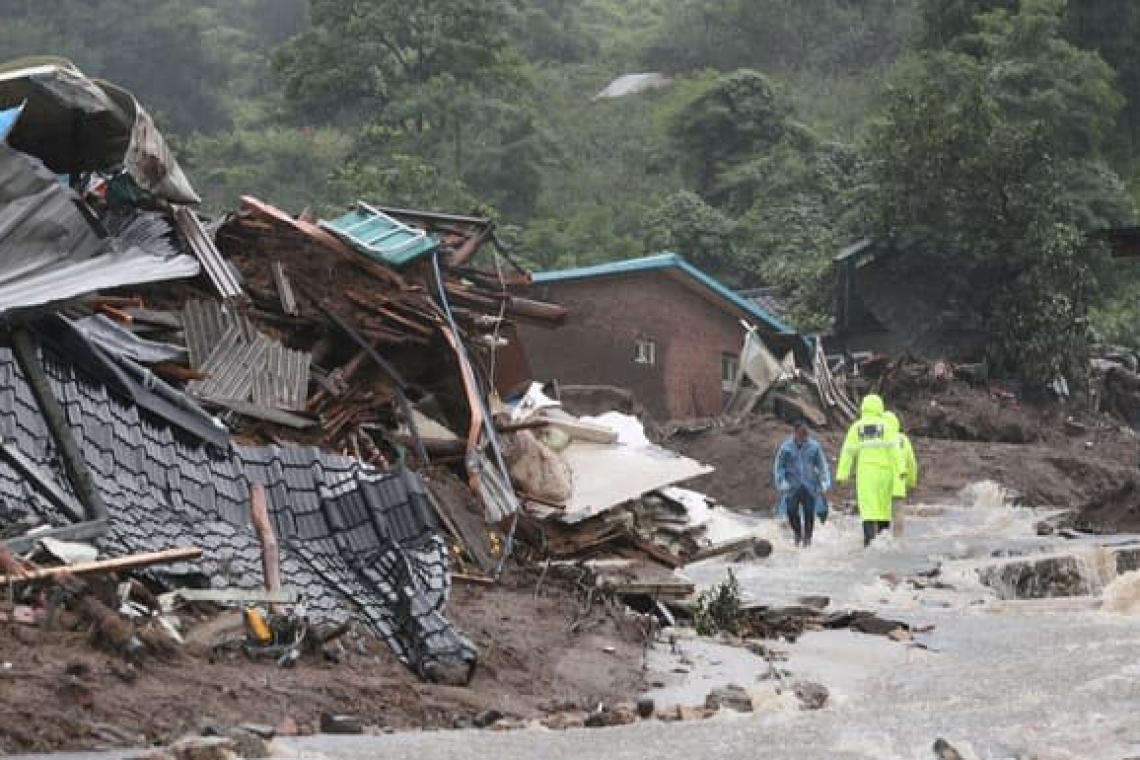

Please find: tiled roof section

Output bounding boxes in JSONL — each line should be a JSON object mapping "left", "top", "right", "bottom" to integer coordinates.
{"left": 737, "top": 287, "right": 788, "bottom": 320}
{"left": 0, "top": 346, "right": 475, "bottom": 678}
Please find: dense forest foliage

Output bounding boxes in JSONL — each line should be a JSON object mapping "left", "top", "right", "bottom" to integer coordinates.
{"left": 3, "top": 0, "right": 1139, "bottom": 383}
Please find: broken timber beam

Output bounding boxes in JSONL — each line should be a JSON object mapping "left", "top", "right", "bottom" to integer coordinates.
{"left": 0, "top": 546, "right": 202, "bottom": 585}
{"left": 10, "top": 326, "right": 109, "bottom": 523}
{"left": 249, "top": 484, "right": 284, "bottom": 614}
{"left": 271, "top": 261, "right": 299, "bottom": 316}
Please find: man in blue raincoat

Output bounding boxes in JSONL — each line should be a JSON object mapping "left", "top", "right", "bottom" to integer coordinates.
{"left": 773, "top": 420, "right": 832, "bottom": 548}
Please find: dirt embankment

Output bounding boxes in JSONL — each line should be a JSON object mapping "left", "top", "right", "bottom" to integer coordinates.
{"left": 666, "top": 380, "right": 1140, "bottom": 532}
{"left": 0, "top": 570, "right": 647, "bottom": 755}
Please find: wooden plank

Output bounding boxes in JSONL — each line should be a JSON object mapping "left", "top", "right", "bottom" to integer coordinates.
{"left": 270, "top": 260, "right": 299, "bottom": 316}
{"left": 0, "top": 546, "right": 201, "bottom": 584}
{"left": 158, "top": 587, "right": 299, "bottom": 613}
{"left": 688, "top": 536, "right": 758, "bottom": 563}
{"left": 249, "top": 484, "right": 283, "bottom": 614}
{"left": 537, "top": 414, "right": 619, "bottom": 444}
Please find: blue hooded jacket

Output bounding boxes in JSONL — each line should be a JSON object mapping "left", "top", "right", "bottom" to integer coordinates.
{"left": 773, "top": 435, "right": 831, "bottom": 521}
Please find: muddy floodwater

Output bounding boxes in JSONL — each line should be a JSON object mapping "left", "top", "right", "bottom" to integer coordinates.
{"left": 19, "top": 483, "right": 1140, "bottom": 760}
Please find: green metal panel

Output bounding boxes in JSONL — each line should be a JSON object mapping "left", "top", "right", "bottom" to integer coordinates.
{"left": 319, "top": 202, "right": 440, "bottom": 268}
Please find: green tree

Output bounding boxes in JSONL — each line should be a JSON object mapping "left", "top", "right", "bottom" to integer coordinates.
{"left": 274, "top": 0, "right": 530, "bottom": 130}
{"left": 1062, "top": 1, "right": 1140, "bottom": 154}
{"left": 642, "top": 191, "right": 742, "bottom": 284}
{"left": 866, "top": 55, "right": 1099, "bottom": 385}
{"left": 670, "top": 71, "right": 792, "bottom": 199}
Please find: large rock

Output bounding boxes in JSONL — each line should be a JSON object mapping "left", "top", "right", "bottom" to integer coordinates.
{"left": 793, "top": 681, "right": 829, "bottom": 710}
{"left": 705, "top": 685, "right": 753, "bottom": 713}
{"left": 473, "top": 709, "right": 505, "bottom": 729}
{"left": 977, "top": 556, "right": 1091, "bottom": 599}
{"left": 319, "top": 713, "right": 363, "bottom": 735}
{"left": 933, "top": 738, "right": 965, "bottom": 760}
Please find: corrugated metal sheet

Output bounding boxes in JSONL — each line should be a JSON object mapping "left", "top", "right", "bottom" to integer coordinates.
{"left": 190, "top": 326, "right": 271, "bottom": 401}
{"left": 320, "top": 202, "right": 440, "bottom": 268}
{"left": 74, "top": 314, "right": 186, "bottom": 364}
{"left": 172, "top": 205, "right": 243, "bottom": 300}
{"left": 251, "top": 341, "right": 311, "bottom": 410}
{"left": 182, "top": 300, "right": 253, "bottom": 369}
{"left": 184, "top": 299, "right": 310, "bottom": 411}
{"left": 0, "top": 142, "right": 200, "bottom": 315}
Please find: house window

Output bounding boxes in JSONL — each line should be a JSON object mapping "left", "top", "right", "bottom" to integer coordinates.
{"left": 721, "top": 353, "right": 740, "bottom": 392}
{"left": 634, "top": 338, "right": 656, "bottom": 366}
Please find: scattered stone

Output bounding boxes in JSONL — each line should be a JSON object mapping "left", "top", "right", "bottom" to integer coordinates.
{"left": 238, "top": 724, "right": 275, "bottom": 740}
{"left": 797, "top": 596, "right": 830, "bottom": 610}
{"left": 584, "top": 708, "right": 608, "bottom": 728}
{"left": 541, "top": 712, "right": 585, "bottom": 730}
{"left": 220, "top": 728, "right": 270, "bottom": 758}
{"left": 731, "top": 538, "right": 774, "bottom": 562}
{"left": 168, "top": 735, "right": 237, "bottom": 760}
{"left": 489, "top": 717, "right": 528, "bottom": 731}
{"left": 111, "top": 662, "right": 139, "bottom": 684}
{"left": 451, "top": 714, "right": 473, "bottom": 730}
{"left": 274, "top": 716, "right": 299, "bottom": 737}
{"left": 636, "top": 697, "right": 655, "bottom": 719}
{"left": 473, "top": 709, "right": 504, "bottom": 728}
{"left": 678, "top": 705, "right": 716, "bottom": 721}
{"left": 1035, "top": 521, "right": 1055, "bottom": 536}
{"left": 319, "top": 713, "right": 363, "bottom": 735}
{"left": 57, "top": 677, "right": 94, "bottom": 709}
{"left": 12, "top": 625, "right": 39, "bottom": 645}
{"left": 933, "top": 737, "right": 965, "bottom": 760}
{"left": 609, "top": 703, "right": 637, "bottom": 726}
{"left": 705, "top": 685, "right": 753, "bottom": 713}
{"left": 793, "top": 681, "right": 829, "bottom": 710}
{"left": 64, "top": 661, "right": 90, "bottom": 677}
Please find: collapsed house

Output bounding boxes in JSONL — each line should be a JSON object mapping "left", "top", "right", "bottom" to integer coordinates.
{"left": 832, "top": 238, "right": 988, "bottom": 361}
{"left": 0, "top": 57, "right": 762, "bottom": 683}
{"left": 0, "top": 58, "right": 572, "bottom": 682}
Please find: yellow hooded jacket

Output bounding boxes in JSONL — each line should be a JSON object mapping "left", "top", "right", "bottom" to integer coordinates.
{"left": 884, "top": 411, "right": 918, "bottom": 498}
{"left": 837, "top": 394, "right": 898, "bottom": 522}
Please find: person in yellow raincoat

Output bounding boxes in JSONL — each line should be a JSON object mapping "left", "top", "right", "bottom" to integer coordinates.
{"left": 837, "top": 394, "right": 900, "bottom": 546}
{"left": 884, "top": 411, "right": 918, "bottom": 536}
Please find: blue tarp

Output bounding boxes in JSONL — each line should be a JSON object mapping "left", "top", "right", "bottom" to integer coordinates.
{"left": 0, "top": 100, "right": 24, "bottom": 141}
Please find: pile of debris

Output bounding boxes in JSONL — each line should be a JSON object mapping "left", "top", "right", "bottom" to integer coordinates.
{"left": 0, "top": 55, "right": 773, "bottom": 694}
{"left": 495, "top": 384, "right": 765, "bottom": 600}
{"left": 0, "top": 57, "right": 580, "bottom": 684}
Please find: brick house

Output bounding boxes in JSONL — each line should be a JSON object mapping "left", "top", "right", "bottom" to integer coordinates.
{"left": 517, "top": 253, "right": 797, "bottom": 421}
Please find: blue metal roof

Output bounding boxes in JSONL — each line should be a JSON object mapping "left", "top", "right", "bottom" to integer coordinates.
{"left": 532, "top": 253, "right": 795, "bottom": 334}
{"left": 320, "top": 202, "right": 440, "bottom": 268}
